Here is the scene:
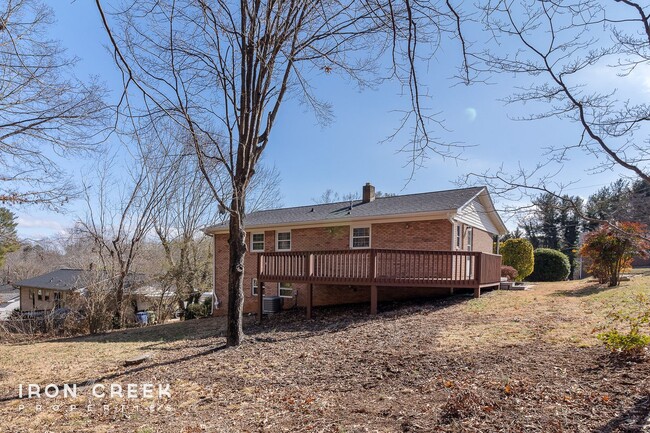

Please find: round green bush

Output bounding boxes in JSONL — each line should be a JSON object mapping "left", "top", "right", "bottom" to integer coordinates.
{"left": 500, "top": 238, "right": 534, "bottom": 282}
{"left": 528, "top": 248, "right": 571, "bottom": 282}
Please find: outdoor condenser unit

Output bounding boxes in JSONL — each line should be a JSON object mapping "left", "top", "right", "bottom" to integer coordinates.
{"left": 263, "top": 296, "right": 283, "bottom": 314}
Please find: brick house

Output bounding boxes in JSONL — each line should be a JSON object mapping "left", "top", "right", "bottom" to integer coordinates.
{"left": 205, "top": 184, "right": 508, "bottom": 317}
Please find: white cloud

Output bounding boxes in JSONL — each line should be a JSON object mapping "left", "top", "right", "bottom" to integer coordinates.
{"left": 16, "top": 217, "right": 66, "bottom": 231}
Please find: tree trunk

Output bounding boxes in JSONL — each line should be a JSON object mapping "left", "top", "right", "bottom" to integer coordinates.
{"left": 226, "top": 210, "right": 246, "bottom": 346}
{"left": 113, "top": 284, "right": 124, "bottom": 328}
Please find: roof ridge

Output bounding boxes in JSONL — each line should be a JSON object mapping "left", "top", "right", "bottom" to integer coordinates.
{"left": 245, "top": 186, "right": 485, "bottom": 216}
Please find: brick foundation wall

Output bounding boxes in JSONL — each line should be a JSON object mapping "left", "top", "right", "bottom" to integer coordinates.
{"left": 212, "top": 218, "right": 495, "bottom": 315}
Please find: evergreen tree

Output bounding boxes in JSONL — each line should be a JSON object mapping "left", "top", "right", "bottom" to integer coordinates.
{"left": 0, "top": 208, "right": 19, "bottom": 269}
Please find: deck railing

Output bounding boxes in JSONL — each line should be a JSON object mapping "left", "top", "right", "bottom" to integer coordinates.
{"left": 257, "top": 249, "right": 502, "bottom": 288}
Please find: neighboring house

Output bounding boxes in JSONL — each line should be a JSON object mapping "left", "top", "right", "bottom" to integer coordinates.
{"left": 13, "top": 269, "right": 91, "bottom": 313}
{"left": 13, "top": 269, "right": 170, "bottom": 316}
{"left": 0, "top": 284, "right": 20, "bottom": 320}
{"left": 205, "top": 183, "right": 508, "bottom": 317}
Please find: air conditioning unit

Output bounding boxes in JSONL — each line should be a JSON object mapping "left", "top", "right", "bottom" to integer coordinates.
{"left": 263, "top": 296, "right": 283, "bottom": 314}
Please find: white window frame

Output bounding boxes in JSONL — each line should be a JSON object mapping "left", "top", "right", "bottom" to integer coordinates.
{"left": 278, "top": 282, "right": 294, "bottom": 298}
{"left": 466, "top": 227, "right": 473, "bottom": 252}
{"left": 276, "top": 231, "right": 291, "bottom": 251}
{"left": 350, "top": 226, "right": 371, "bottom": 249}
{"left": 455, "top": 224, "right": 462, "bottom": 249}
{"left": 250, "top": 233, "right": 265, "bottom": 252}
{"left": 251, "top": 278, "right": 258, "bottom": 296}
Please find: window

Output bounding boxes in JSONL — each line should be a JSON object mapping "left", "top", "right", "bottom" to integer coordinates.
{"left": 276, "top": 231, "right": 291, "bottom": 251}
{"left": 351, "top": 226, "right": 371, "bottom": 248}
{"left": 455, "top": 224, "right": 462, "bottom": 249}
{"left": 37, "top": 289, "right": 42, "bottom": 301}
{"left": 44, "top": 291, "right": 50, "bottom": 301}
{"left": 251, "top": 278, "right": 259, "bottom": 296}
{"left": 278, "top": 282, "right": 294, "bottom": 298}
{"left": 251, "top": 233, "right": 265, "bottom": 252}
{"left": 466, "top": 227, "right": 473, "bottom": 251}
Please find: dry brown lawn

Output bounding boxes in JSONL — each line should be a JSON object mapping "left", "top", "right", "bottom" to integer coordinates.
{"left": 1, "top": 273, "right": 650, "bottom": 432}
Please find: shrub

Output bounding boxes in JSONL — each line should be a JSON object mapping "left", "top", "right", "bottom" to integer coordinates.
{"left": 528, "top": 248, "right": 571, "bottom": 281}
{"left": 185, "top": 302, "right": 209, "bottom": 319}
{"left": 500, "top": 238, "right": 534, "bottom": 282}
{"left": 500, "top": 266, "right": 518, "bottom": 281}
{"left": 596, "top": 294, "right": 650, "bottom": 357}
{"left": 580, "top": 222, "right": 649, "bottom": 286}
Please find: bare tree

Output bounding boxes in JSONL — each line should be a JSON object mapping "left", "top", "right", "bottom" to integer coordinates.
{"left": 95, "top": 0, "right": 470, "bottom": 346}
{"left": 0, "top": 0, "right": 109, "bottom": 206}
{"left": 77, "top": 148, "right": 173, "bottom": 327}
{"left": 153, "top": 154, "right": 282, "bottom": 307}
{"left": 462, "top": 0, "right": 650, "bottom": 226}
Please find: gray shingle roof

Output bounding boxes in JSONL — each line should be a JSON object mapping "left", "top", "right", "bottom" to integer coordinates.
{"left": 12, "top": 269, "right": 90, "bottom": 291}
{"left": 207, "top": 186, "right": 485, "bottom": 231}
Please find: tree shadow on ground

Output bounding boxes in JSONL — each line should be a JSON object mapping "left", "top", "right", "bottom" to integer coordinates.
{"left": 245, "top": 291, "right": 479, "bottom": 343}
{"left": 595, "top": 395, "right": 650, "bottom": 432}
{"left": 46, "top": 316, "right": 231, "bottom": 345}
{"left": 551, "top": 283, "right": 615, "bottom": 298}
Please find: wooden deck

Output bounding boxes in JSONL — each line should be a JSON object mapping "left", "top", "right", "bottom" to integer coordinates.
{"left": 256, "top": 249, "right": 502, "bottom": 319}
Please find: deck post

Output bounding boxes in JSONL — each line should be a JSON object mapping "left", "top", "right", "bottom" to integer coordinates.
{"left": 370, "top": 285, "right": 378, "bottom": 315}
{"left": 306, "top": 284, "right": 313, "bottom": 319}
{"left": 473, "top": 286, "right": 481, "bottom": 298}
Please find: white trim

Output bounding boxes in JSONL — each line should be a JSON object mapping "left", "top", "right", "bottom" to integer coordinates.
{"left": 455, "top": 224, "right": 462, "bottom": 250}
{"left": 250, "top": 232, "right": 265, "bottom": 252}
{"left": 276, "top": 230, "right": 291, "bottom": 251}
{"left": 251, "top": 278, "right": 258, "bottom": 296}
{"left": 350, "top": 225, "right": 371, "bottom": 249}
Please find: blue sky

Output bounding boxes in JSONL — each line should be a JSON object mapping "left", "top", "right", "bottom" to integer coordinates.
{"left": 16, "top": 1, "right": 637, "bottom": 239}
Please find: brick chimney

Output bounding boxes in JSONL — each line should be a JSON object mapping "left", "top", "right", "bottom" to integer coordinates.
{"left": 362, "top": 182, "right": 375, "bottom": 203}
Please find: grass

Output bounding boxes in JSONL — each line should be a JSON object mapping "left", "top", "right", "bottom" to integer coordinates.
{"left": 437, "top": 274, "right": 650, "bottom": 350}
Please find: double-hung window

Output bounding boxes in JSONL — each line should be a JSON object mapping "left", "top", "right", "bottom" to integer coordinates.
{"left": 351, "top": 227, "right": 371, "bottom": 249}
{"left": 251, "top": 233, "right": 265, "bottom": 252}
{"left": 276, "top": 231, "right": 291, "bottom": 251}
{"left": 455, "top": 224, "right": 462, "bottom": 249}
{"left": 251, "top": 278, "right": 258, "bottom": 296}
{"left": 466, "top": 227, "right": 473, "bottom": 251}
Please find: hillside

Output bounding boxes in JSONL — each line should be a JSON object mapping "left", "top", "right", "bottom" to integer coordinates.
{"left": 1, "top": 274, "right": 650, "bottom": 432}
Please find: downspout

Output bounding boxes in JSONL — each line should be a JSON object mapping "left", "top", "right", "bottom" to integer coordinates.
{"left": 447, "top": 213, "right": 457, "bottom": 251}
{"left": 211, "top": 233, "right": 218, "bottom": 316}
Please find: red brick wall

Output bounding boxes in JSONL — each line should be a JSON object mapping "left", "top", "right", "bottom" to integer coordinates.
{"left": 372, "top": 220, "right": 452, "bottom": 250}
{"left": 472, "top": 228, "right": 494, "bottom": 254}
{"left": 212, "top": 219, "right": 495, "bottom": 315}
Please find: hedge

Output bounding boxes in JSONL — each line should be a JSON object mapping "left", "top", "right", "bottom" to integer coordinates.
{"left": 528, "top": 248, "right": 571, "bottom": 282}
